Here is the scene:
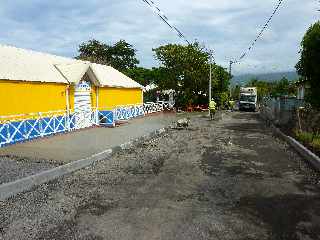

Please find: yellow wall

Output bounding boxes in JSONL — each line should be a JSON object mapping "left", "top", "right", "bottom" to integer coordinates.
{"left": 68, "top": 85, "right": 75, "bottom": 111}
{"left": 98, "top": 87, "right": 142, "bottom": 109}
{"left": 91, "top": 86, "right": 97, "bottom": 109}
{"left": 0, "top": 80, "right": 68, "bottom": 118}
{"left": 0, "top": 80, "right": 142, "bottom": 120}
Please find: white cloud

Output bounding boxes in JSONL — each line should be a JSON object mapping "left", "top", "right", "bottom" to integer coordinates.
{"left": 0, "top": 0, "right": 318, "bottom": 74}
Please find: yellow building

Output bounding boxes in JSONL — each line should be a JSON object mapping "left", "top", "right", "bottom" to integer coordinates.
{"left": 0, "top": 45, "right": 144, "bottom": 146}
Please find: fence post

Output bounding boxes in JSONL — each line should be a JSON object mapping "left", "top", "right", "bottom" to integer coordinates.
{"left": 53, "top": 114, "right": 56, "bottom": 134}
{"left": 96, "top": 109, "right": 99, "bottom": 126}
{"left": 6, "top": 124, "right": 10, "bottom": 145}
{"left": 65, "top": 111, "right": 69, "bottom": 132}
{"left": 39, "top": 112, "right": 44, "bottom": 137}
{"left": 23, "top": 119, "right": 27, "bottom": 140}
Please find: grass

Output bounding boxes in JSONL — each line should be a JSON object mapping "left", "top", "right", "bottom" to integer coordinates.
{"left": 311, "top": 137, "right": 320, "bottom": 149}
{"left": 295, "top": 131, "right": 320, "bottom": 154}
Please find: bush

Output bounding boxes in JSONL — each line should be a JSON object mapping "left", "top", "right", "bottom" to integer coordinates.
{"left": 311, "top": 137, "right": 320, "bottom": 149}
{"left": 215, "top": 92, "right": 230, "bottom": 109}
{"left": 295, "top": 131, "right": 320, "bottom": 154}
{"left": 295, "top": 131, "right": 314, "bottom": 143}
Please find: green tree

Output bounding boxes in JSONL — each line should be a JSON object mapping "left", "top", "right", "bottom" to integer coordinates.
{"left": 231, "top": 85, "right": 241, "bottom": 100}
{"left": 126, "top": 67, "right": 168, "bottom": 87}
{"left": 246, "top": 77, "right": 297, "bottom": 101}
{"left": 246, "top": 78, "right": 272, "bottom": 101}
{"left": 76, "top": 39, "right": 139, "bottom": 73}
{"left": 126, "top": 67, "right": 154, "bottom": 86}
{"left": 271, "top": 77, "right": 291, "bottom": 97}
{"left": 296, "top": 21, "right": 320, "bottom": 108}
{"left": 153, "top": 42, "right": 230, "bottom": 107}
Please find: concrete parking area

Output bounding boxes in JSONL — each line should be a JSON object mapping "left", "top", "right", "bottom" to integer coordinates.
{"left": 1, "top": 111, "right": 320, "bottom": 240}
{"left": 0, "top": 113, "right": 177, "bottom": 184}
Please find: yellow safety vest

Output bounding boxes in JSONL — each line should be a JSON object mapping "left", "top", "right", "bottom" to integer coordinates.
{"left": 209, "top": 101, "right": 216, "bottom": 110}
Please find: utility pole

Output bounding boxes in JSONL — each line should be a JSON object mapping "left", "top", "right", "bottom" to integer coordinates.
{"left": 209, "top": 57, "right": 212, "bottom": 103}
{"left": 229, "top": 60, "right": 233, "bottom": 97}
{"left": 229, "top": 60, "right": 233, "bottom": 77}
{"left": 208, "top": 51, "right": 214, "bottom": 104}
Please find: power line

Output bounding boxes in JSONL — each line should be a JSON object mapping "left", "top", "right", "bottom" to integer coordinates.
{"left": 140, "top": 0, "right": 215, "bottom": 104}
{"left": 234, "top": 0, "right": 284, "bottom": 63}
{"left": 141, "top": 0, "right": 191, "bottom": 45}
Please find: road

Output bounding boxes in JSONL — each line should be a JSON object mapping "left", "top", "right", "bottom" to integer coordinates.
{"left": 1, "top": 111, "right": 320, "bottom": 240}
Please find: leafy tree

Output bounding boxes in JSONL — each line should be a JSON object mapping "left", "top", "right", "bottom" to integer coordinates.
{"left": 246, "top": 77, "right": 297, "bottom": 101}
{"left": 271, "top": 77, "right": 296, "bottom": 97}
{"left": 231, "top": 85, "right": 241, "bottom": 100}
{"left": 246, "top": 78, "right": 272, "bottom": 101}
{"left": 76, "top": 39, "right": 139, "bottom": 73}
{"left": 126, "top": 67, "right": 168, "bottom": 87}
{"left": 296, "top": 21, "right": 320, "bottom": 108}
{"left": 126, "top": 67, "right": 154, "bottom": 86}
{"left": 153, "top": 42, "right": 230, "bottom": 107}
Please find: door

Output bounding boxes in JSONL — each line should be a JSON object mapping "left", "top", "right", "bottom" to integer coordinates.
{"left": 74, "top": 81, "right": 93, "bottom": 129}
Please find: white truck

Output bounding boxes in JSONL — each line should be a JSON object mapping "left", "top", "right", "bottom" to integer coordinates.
{"left": 239, "top": 87, "right": 258, "bottom": 112}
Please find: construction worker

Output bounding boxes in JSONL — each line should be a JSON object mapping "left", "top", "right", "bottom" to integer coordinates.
{"left": 209, "top": 98, "right": 216, "bottom": 120}
{"left": 228, "top": 100, "right": 235, "bottom": 111}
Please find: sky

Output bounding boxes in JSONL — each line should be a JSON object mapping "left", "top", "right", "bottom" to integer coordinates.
{"left": 0, "top": 0, "right": 318, "bottom": 76}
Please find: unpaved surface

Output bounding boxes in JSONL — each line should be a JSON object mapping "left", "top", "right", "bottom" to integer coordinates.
{"left": 0, "top": 156, "right": 56, "bottom": 184}
{"left": 1, "top": 111, "right": 320, "bottom": 240}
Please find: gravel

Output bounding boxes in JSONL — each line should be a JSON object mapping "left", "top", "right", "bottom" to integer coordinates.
{"left": 1, "top": 111, "right": 320, "bottom": 240}
{"left": 0, "top": 156, "right": 57, "bottom": 185}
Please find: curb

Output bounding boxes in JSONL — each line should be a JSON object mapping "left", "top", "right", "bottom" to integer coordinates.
{"left": 0, "top": 127, "right": 167, "bottom": 201}
{"left": 270, "top": 125, "right": 320, "bottom": 170}
{"left": 260, "top": 111, "right": 320, "bottom": 171}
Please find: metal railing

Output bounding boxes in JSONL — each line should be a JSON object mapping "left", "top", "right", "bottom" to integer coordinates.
{"left": 143, "top": 102, "right": 163, "bottom": 114}
{"left": 261, "top": 97, "right": 305, "bottom": 126}
{"left": 0, "top": 108, "right": 113, "bottom": 147}
{"left": 0, "top": 102, "right": 163, "bottom": 147}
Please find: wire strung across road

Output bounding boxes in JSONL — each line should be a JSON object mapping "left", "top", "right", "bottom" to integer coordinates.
{"left": 141, "top": 0, "right": 191, "bottom": 45}
{"left": 233, "top": 0, "right": 284, "bottom": 64}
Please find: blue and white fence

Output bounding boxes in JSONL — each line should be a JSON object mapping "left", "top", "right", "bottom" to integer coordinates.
{"left": 0, "top": 109, "right": 113, "bottom": 147}
{"left": 0, "top": 102, "right": 164, "bottom": 147}
{"left": 114, "top": 105, "right": 144, "bottom": 121}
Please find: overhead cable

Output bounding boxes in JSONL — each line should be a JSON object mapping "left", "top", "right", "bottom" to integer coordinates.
{"left": 234, "top": 0, "right": 284, "bottom": 63}
{"left": 141, "top": 0, "right": 191, "bottom": 45}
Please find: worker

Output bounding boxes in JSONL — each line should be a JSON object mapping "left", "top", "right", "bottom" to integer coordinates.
{"left": 228, "top": 100, "right": 235, "bottom": 111}
{"left": 209, "top": 98, "right": 216, "bottom": 120}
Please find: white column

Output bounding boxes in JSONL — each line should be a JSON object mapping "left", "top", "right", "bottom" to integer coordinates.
{"left": 65, "top": 85, "right": 70, "bottom": 131}
{"left": 96, "top": 86, "right": 99, "bottom": 124}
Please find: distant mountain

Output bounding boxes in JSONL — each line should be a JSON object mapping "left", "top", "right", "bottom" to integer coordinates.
{"left": 231, "top": 71, "right": 299, "bottom": 86}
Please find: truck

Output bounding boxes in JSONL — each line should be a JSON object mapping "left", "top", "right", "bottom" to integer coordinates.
{"left": 239, "top": 87, "right": 258, "bottom": 112}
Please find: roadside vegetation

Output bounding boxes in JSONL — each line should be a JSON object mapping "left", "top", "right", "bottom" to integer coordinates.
{"left": 231, "top": 77, "right": 297, "bottom": 101}
{"left": 295, "top": 131, "right": 320, "bottom": 156}
{"left": 76, "top": 40, "right": 231, "bottom": 108}
{"left": 296, "top": 21, "right": 320, "bottom": 109}
{"left": 293, "top": 21, "right": 320, "bottom": 155}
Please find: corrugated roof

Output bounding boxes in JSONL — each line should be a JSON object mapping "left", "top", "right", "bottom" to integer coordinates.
{"left": 54, "top": 62, "right": 91, "bottom": 84}
{"left": 90, "top": 63, "right": 143, "bottom": 89}
{"left": 0, "top": 45, "right": 75, "bottom": 84}
{"left": 0, "top": 44, "right": 143, "bottom": 89}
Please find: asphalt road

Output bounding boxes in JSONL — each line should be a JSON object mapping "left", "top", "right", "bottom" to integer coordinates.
{"left": 1, "top": 111, "right": 320, "bottom": 240}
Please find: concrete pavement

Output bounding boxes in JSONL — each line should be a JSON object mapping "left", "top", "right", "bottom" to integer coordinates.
{"left": 0, "top": 113, "right": 177, "bottom": 164}
{"left": 0, "top": 113, "right": 177, "bottom": 185}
